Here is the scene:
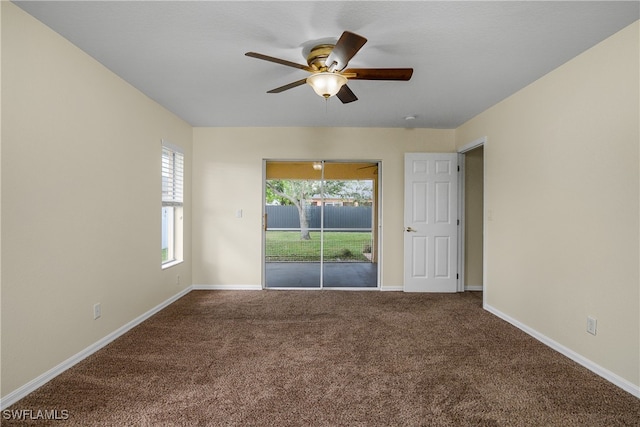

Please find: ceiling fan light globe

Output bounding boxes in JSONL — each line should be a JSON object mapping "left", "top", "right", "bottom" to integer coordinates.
{"left": 306, "top": 73, "right": 348, "bottom": 99}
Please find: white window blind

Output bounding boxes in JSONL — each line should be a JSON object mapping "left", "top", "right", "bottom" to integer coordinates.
{"left": 162, "top": 143, "right": 184, "bottom": 206}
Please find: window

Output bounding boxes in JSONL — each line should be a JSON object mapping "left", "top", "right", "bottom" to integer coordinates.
{"left": 162, "top": 141, "right": 184, "bottom": 267}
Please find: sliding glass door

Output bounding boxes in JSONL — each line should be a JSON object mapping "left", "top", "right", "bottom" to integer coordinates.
{"left": 264, "top": 160, "right": 379, "bottom": 289}
{"left": 264, "top": 161, "right": 322, "bottom": 288}
{"left": 320, "top": 162, "right": 377, "bottom": 288}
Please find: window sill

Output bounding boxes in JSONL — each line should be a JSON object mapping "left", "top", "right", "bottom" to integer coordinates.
{"left": 162, "top": 260, "right": 183, "bottom": 270}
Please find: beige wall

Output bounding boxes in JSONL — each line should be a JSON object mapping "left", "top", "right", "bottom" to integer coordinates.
{"left": 192, "top": 127, "right": 455, "bottom": 288}
{"left": 1, "top": 3, "right": 193, "bottom": 396}
{"left": 456, "top": 21, "right": 639, "bottom": 389}
{"left": 464, "top": 146, "right": 484, "bottom": 289}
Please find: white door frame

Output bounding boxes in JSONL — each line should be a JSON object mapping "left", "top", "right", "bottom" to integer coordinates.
{"left": 457, "top": 137, "right": 486, "bottom": 292}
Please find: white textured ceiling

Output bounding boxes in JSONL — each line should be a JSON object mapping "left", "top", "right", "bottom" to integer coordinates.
{"left": 14, "top": 1, "right": 640, "bottom": 128}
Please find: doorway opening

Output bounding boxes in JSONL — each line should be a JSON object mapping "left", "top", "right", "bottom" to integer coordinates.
{"left": 263, "top": 160, "right": 380, "bottom": 289}
{"left": 458, "top": 138, "right": 485, "bottom": 292}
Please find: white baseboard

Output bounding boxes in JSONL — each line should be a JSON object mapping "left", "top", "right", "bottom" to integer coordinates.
{"left": 465, "top": 285, "right": 483, "bottom": 291}
{"left": 484, "top": 303, "right": 640, "bottom": 399}
{"left": 0, "top": 287, "right": 192, "bottom": 410}
{"left": 381, "top": 286, "right": 403, "bottom": 292}
{"left": 192, "top": 284, "right": 262, "bottom": 290}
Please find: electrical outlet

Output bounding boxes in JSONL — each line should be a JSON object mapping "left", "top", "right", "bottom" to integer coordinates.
{"left": 586, "top": 316, "right": 597, "bottom": 335}
{"left": 93, "top": 303, "right": 102, "bottom": 320}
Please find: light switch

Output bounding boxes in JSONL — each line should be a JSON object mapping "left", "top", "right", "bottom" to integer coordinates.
{"left": 235, "top": 209, "right": 243, "bottom": 218}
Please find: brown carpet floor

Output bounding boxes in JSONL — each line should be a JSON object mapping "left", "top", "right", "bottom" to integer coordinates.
{"left": 4, "top": 290, "right": 639, "bottom": 426}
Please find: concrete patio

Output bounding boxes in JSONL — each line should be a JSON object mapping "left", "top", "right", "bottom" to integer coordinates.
{"left": 265, "top": 262, "right": 378, "bottom": 288}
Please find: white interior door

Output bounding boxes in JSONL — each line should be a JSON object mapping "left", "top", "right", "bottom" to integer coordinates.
{"left": 404, "top": 153, "right": 458, "bottom": 292}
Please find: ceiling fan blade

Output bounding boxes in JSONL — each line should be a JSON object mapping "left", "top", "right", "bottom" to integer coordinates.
{"left": 245, "top": 52, "right": 314, "bottom": 72}
{"left": 326, "top": 31, "right": 367, "bottom": 71}
{"left": 267, "top": 78, "right": 308, "bottom": 94}
{"left": 343, "top": 68, "right": 414, "bottom": 81}
{"left": 336, "top": 85, "right": 358, "bottom": 104}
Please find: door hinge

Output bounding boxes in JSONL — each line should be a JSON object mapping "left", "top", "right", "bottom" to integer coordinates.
{"left": 457, "top": 219, "right": 460, "bottom": 226}
{"left": 457, "top": 165, "right": 460, "bottom": 172}
{"left": 457, "top": 273, "right": 459, "bottom": 280}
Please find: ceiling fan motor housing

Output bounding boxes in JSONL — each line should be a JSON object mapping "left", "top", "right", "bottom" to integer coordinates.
{"left": 306, "top": 44, "right": 335, "bottom": 71}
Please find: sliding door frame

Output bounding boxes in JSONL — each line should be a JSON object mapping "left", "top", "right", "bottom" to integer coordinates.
{"left": 262, "top": 159, "right": 382, "bottom": 290}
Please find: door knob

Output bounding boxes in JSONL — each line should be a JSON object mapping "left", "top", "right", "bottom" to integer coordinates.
{"left": 405, "top": 227, "right": 417, "bottom": 232}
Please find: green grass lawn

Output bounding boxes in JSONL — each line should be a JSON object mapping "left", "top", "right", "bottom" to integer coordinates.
{"left": 265, "top": 231, "right": 372, "bottom": 262}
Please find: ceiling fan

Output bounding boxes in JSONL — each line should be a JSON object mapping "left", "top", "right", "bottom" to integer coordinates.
{"left": 245, "top": 31, "right": 413, "bottom": 104}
